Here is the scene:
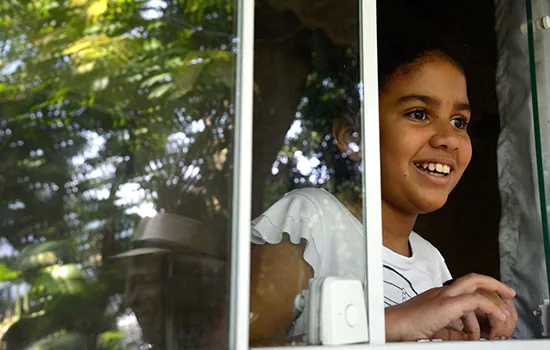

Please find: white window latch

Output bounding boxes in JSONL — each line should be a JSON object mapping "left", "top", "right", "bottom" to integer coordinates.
{"left": 304, "top": 277, "right": 369, "bottom": 345}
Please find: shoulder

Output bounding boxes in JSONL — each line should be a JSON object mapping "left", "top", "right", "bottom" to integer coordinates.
{"left": 251, "top": 188, "right": 334, "bottom": 275}
{"left": 410, "top": 232, "right": 452, "bottom": 283}
{"left": 283, "top": 187, "right": 338, "bottom": 203}
{"left": 251, "top": 187, "right": 336, "bottom": 245}
{"left": 263, "top": 187, "right": 341, "bottom": 216}
{"left": 410, "top": 231, "right": 445, "bottom": 261}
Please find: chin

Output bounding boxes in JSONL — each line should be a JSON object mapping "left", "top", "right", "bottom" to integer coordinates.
{"left": 415, "top": 197, "right": 448, "bottom": 214}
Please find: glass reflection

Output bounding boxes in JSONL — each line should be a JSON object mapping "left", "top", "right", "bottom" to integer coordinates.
{"left": 250, "top": 1, "right": 360, "bottom": 346}
{"left": 0, "top": 0, "right": 236, "bottom": 348}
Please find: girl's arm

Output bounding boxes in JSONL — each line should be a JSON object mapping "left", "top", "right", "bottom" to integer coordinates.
{"left": 249, "top": 236, "right": 313, "bottom": 345}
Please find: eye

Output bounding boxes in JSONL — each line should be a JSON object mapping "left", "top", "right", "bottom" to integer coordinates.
{"left": 450, "top": 117, "right": 469, "bottom": 130}
{"left": 406, "top": 109, "right": 427, "bottom": 121}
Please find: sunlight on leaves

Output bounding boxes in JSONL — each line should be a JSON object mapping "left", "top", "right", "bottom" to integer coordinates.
{"left": 0, "top": 264, "right": 20, "bottom": 283}
{"left": 74, "top": 61, "right": 96, "bottom": 75}
{"left": 147, "top": 82, "right": 174, "bottom": 99}
{"left": 140, "top": 72, "right": 171, "bottom": 89}
{"left": 69, "top": 0, "right": 87, "bottom": 6}
{"left": 87, "top": 0, "right": 108, "bottom": 22}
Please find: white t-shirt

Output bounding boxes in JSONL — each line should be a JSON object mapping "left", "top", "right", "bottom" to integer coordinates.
{"left": 383, "top": 232, "right": 452, "bottom": 306}
{"left": 251, "top": 187, "right": 452, "bottom": 336}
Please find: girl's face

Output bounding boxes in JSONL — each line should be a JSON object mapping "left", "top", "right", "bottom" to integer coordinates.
{"left": 379, "top": 57, "right": 472, "bottom": 214}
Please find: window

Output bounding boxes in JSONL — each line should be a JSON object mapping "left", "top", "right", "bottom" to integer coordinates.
{"left": 0, "top": 0, "right": 237, "bottom": 348}
{"left": 245, "top": 0, "right": 550, "bottom": 349}
{"left": 2, "top": 0, "right": 550, "bottom": 349}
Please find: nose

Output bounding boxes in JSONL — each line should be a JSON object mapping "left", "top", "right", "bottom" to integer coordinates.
{"left": 428, "top": 121, "right": 460, "bottom": 151}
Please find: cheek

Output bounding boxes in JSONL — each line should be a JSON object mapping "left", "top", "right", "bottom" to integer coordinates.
{"left": 379, "top": 116, "right": 423, "bottom": 173}
{"left": 383, "top": 133, "right": 420, "bottom": 165}
{"left": 460, "top": 137, "right": 473, "bottom": 169}
{"left": 380, "top": 123, "right": 406, "bottom": 157}
{"left": 380, "top": 141, "right": 412, "bottom": 182}
{"left": 452, "top": 138, "right": 472, "bottom": 184}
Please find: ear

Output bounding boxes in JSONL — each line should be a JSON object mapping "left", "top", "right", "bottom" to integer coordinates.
{"left": 332, "top": 114, "right": 361, "bottom": 161}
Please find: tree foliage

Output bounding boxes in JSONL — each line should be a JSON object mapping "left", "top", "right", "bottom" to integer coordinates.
{"left": 0, "top": 0, "right": 362, "bottom": 347}
{"left": 0, "top": 0, "right": 237, "bottom": 347}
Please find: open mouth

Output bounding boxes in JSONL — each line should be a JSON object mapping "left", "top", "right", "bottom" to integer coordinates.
{"left": 414, "top": 162, "right": 451, "bottom": 177}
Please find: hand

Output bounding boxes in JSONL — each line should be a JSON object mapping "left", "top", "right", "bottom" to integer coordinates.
{"left": 474, "top": 290, "right": 517, "bottom": 340}
{"left": 385, "top": 273, "right": 515, "bottom": 342}
{"left": 436, "top": 287, "right": 518, "bottom": 341}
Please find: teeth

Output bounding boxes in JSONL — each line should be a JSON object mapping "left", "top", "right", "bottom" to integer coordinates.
{"left": 415, "top": 162, "right": 452, "bottom": 175}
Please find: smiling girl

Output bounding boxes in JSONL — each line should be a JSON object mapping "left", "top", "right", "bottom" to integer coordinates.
{"left": 247, "top": 41, "right": 518, "bottom": 345}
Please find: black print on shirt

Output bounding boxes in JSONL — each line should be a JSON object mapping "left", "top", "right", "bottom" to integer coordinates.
{"left": 383, "top": 264, "right": 419, "bottom": 304}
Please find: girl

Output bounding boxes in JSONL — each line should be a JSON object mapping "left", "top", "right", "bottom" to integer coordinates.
{"left": 248, "top": 41, "right": 518, "bottom": 344}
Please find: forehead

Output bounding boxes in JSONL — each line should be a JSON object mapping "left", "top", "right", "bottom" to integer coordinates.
{"left": 382, "top": 59, "right": 468, "bottom": 103}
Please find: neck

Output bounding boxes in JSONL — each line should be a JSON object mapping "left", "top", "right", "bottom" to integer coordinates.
{"left": 381, "top": 200, "right": 417, "bottom": 257}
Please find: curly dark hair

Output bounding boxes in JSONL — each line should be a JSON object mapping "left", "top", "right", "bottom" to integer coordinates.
{"left": 377, "top": 31, "right": 468, "bottom": 92}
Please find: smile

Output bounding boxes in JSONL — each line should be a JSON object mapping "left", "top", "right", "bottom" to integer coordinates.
{"left": 413, "top": 162, "right": 453, "bottom": 186}
{"left": 414, "top": 162, "right": 451, "bottom": 176}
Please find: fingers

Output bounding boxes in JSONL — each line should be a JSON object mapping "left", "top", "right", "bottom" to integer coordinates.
{"left": 448, "top": 318, "right": 464, "bottom": 331}
{"left": 474, "top": 291, "right": 517, "bottom": 340}
{"left": 385, "top": 281, "right": 515, "bottom": 343}
{"left": 502, "top": 299, "right": 517, "bottom": 338}
{"left": 474, "top": 290, "right": 507, "bottom": 340}
{"left": 461, "top": 311, "right": 481, "bottom": 340}
{"left": 431, "top": 327, "right": 468, "bottom": 341}
{"left": 487, "top": 311, "right": 507, "bottom": 340}
{"left": 443, "top": 293, "right": 508, "bottom": 325}
{"left": 443, "top": 273, "right": 515, "bottom": 299}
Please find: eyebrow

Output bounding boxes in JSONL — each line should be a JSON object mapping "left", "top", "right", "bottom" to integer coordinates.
{"left": 397, "top": 94, "right": 471, "bottom": 112}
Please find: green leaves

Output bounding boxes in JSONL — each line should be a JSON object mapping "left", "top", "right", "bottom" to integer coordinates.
{"left": 147, "top": 82, "right": 175, "bottom": 99}
{"left": 97, "top": 330, "right": 124, "bottom": 350}
{"left": 24, "top": 331, "right": 86, "bottom": 350}
{"left": 0, "top": 263, "right": 20, "bottom": 283}
{"left": 140, "top": 72, "right": 171, "bottom": 88}
{"left": 136, "top": 49, "right": 234, "bottom": 101}
{"left": 16, "top": 241, "right": 75, "bottom": 272}
{"left": 86, "top": 0, "right": 108, "bottom": 22}
{"left": 0, "top": 0, "right": 236, "bottom": 347}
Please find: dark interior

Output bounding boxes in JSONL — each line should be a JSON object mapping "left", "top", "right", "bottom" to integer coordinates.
{"left": 407, "top": 1, "right": 502, "bottom": 280}
{"left": 252, "top": 0, "right": 502, "bottom": 280}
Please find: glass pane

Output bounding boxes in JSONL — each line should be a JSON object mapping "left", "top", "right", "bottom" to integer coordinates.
{"left": 526, "top": 0, "right": 550, "bottom": 296}
{"left": 0, "top": 1, "right": 236, "bottom": 349}
{"left": 249, "top": 1, "right": 362, "bottom": 346}
{"left": 495, "top": 0, "right": 550, "bottom": 340}
{"left": 248, "top": 0, "right": 514, "bottom": 346}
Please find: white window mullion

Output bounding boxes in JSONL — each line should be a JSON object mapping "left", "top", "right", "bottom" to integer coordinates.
{"left": 229, "top": 0, "right": 255, "bottom": 348}
{"left": 359, "top": 0, "right": 386, "bottom": 345}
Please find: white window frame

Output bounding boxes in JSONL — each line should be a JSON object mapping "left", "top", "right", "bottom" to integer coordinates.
{"left": 229, "top": 0, "right": 550, "bottom": 349}
{"left": 229, "top": 0, "right": 255, "bottom": 346}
